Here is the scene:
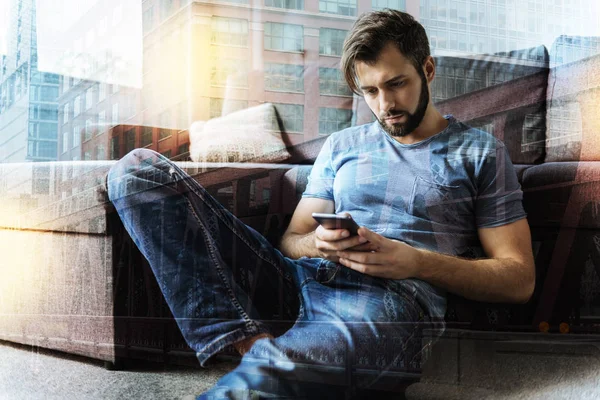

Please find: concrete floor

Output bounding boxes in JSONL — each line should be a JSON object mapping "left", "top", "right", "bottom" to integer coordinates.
{"left": 0, "top": 341, "right": 233, "bottom": 400}
{"left": 3, "top": 336, "right": 600, "bottom": 400}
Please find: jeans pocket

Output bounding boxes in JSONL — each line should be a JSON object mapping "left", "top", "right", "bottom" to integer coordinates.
{"left": 315, "top": 259, "right": 341, "bottom": 284}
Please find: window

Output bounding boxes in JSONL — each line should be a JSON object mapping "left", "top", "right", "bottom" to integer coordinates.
{"left": 62, "top": 76, "right": 69, "bottom": 95}
{"left": 112, "top": 103, "right": 119, "bottom": 125}
{"left": 371, "top": 0, "right": 405, "bottom": 10}
{"left": 161, "top": 150, "right": 172, "bottom": 159}
{"left": 96, "top": 144, "right": 106, "bottom": 160}
{"left": 84, "top": 151, "right": 92, "bottom": 161}
{"left": 262, "top": 188, "right": 271, "bottom": 203}
{"left": 110, "top": 136, "right": 119, "bottom": 159}
{"left": 159, "top": 0, "right": 173, "bottom": 22}
{"left": 40, "top": 86, "right": 58, "bottom": 101}
{"left": 273, "top": 103, "right": 303, "bottom": 133}
{"left": 210, "top": 55, "right": 248, "bottom": 87}
{"left": 72, "top": 125, "right": 80, "bottom": 148}
{"left": 125, "top": 128, "right": 136, "bottom": 153}
{"left": 73, "top": 95, "right": 80, "bottom": 117}
{"left": 319, "top": 28, "right": 347, "bottom": 56}
{"left": 85, "top": 87, "right": 93, "bottom": 110}
{"left": 211, "top": 17, "right": 248, "bottom": 47}
{"left": 98, "top": 110, "right": 106, "bottom": 133}
{"left": 431, "top": 65, "right": 486, "bottom": 102}
{"left": 143, "top": 7, "right": 154, "bottom": 33}
{"left": 63, "top": 103, "right": 69, "bottom": 124}
{"left": 319, "top": 107, "right": 352, "bottom": 134}
{"left": 265, "top": 63, "right": 304, "bottom": 92}
{"left": 209, "top": 98, "right": 248, "bottom": 119}
{"left": 35, "top": 142, "right": 57, "bottom": 160}
{"left": 84, "top": 118, "right": 93, "bottom": 141}
{"left": 319, "top": 0, "right": 356, "bottom": 16}
{"left": 265, "top": 22, "right": 303, "bottom": 52}
{"left": 178, "top": 143, "right": 189, "bottom": 155}
{"left": 29, "top": 122, "right": 57, "bottom": 139}
{"left": 141, "top": 126, "right": 153, "bottom": 147}
{"left": 265, "top": 0, "right": 303, "bottom": 10}
{"left": 319, "top": 68, "right": 352, "bottom": 96}
{"left": 39, "top": 107, "right": 58, "bottom": 121}
{"left": 123, "top": 95, "right": 136, "bottom": 120}
{"left": 98, "top": 83, "right": 106, "bottom": 102}
{"left": 62, "top": 130, "right": 69, "bottom": 153}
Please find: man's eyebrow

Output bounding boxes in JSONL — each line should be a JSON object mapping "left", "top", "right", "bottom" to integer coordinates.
{"left": 384, "top": 74, "right": 408, "bottom": 84}
{"left": 359, "top": 74, "right": 408, "bottom": 91}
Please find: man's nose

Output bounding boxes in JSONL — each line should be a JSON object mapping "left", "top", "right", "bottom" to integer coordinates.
{"left": 378, "top": 91, "right": 395, "bottom": 114}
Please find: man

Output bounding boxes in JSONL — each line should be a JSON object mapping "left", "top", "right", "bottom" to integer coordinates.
{"left": 107, "top": 9, "right": 534, "bottom": 400}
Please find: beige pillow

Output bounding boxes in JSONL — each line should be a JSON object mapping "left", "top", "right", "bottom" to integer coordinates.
{"left": 189, "top": 103, "right": 290, "bottom": 164}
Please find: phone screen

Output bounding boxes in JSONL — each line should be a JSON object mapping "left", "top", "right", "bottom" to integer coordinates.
{"left": 312, "top": 213, "right": 360, "bottom": 236}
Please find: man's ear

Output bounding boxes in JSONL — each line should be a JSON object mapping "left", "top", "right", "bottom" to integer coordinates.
{"left": 423, "top": 56, "right": 436, "bottom": 83}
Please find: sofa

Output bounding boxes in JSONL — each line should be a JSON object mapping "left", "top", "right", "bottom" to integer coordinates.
{"left": 2, "top": 35, "right": 600, "bottom": 395}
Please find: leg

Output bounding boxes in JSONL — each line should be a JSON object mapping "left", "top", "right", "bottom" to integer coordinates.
{"left": 200, "top": 261, "right": 444, "bottom": 399}
{"left": 107, "top": 149, "right": 300, "bottom": 366}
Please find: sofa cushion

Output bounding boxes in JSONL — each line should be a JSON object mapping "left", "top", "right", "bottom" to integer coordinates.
{"left": 521, "top": 161, "right": 600, "bottom": 229}
{"left": 435, "top": 46, "right": 549, "bottom": 165}
{"left": 189, "top": 103, "right": 291, "bottom": 164}
{"left": 546, "top": 36, "right": 600, "bottom": 162}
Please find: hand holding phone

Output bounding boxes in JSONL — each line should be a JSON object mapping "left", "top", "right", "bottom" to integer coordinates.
{"left": 312, "top": 213, "right": 360, "bottom": 236}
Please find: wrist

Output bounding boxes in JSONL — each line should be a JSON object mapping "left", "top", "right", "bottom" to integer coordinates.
{"left": 411, "top": 247, "right": 427, "bottom": 280}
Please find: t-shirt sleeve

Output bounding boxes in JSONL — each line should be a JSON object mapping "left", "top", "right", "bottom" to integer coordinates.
{"left": 302, "top": 136, "right": 335, "bottom": 201}
{"left": 475, "top": 143, "right": 527, "bottom": 228}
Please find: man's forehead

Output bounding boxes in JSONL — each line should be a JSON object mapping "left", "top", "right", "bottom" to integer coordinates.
{"left": 355, "top": 50, "right": 418, "bottom": 85}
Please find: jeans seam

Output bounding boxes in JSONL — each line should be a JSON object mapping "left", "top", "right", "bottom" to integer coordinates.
{"left": 183, "top": 193, "right": 259, "bottom": 331}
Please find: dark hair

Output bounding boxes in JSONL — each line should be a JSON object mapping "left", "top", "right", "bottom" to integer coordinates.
{"left": 341, "top": 9, "right": 430, "bottom": 95}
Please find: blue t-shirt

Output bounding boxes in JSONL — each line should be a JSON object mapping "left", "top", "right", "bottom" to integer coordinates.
{"left": 304, "top": 116, "right": 526, "bottom": 256}
{"left": 303, "top": 116, "right": 527, "bottom": 315}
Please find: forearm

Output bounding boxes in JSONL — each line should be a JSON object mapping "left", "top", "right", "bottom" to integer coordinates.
{"left": 280, "top": 231, "right": 321, "bottom": 259}
{"left": 414, "top": 249, "right": 534, "bottom": 304}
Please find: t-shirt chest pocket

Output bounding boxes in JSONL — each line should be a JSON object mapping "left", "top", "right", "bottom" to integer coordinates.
{"left": 409, "top": 176, "right": 470, "bottom": 225}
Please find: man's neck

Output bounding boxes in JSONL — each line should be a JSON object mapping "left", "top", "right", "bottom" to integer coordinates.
{"left": 393, "top": 107, "right": 449, "bottom": 145}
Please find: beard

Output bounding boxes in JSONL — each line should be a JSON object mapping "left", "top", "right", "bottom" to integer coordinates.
{"left": 375, "top": 70, "right": 430, "bottom": 137}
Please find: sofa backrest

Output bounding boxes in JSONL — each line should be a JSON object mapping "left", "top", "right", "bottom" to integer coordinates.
{"left": 545, "top": 35, "right": 600, "bottom": 162}
{"left": 435, "top": 45, "right": 549, "bottom": 165}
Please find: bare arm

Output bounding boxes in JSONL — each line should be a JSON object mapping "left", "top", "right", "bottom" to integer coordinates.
{"left": 414, "top": 219, "right": 535, "bottom": 303}
{"left": 337, "top": 218, "right": 535, "bottom": 304}
{"left": 280, "top": 198, "right": 372, "bottom": 260}
{"left": 280, "top": 198, "right": 332, "bottom": 259}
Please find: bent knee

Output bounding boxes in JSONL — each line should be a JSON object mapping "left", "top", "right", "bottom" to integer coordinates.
{"left": 107, "top": 148, "right": 162, "bottom": 200}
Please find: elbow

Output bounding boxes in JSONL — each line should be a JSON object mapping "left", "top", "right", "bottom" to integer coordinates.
{"left": 279, "top": 231, "right": 298, "bottom": 258}
{"left": 515, "top": 283, "right": 534, "bottom": 304}
{"left": 515, "top": 265, "right": 536, "bottom": 304}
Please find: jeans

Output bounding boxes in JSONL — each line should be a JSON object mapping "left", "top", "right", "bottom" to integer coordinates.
{"left": 107, "top": 149, "right": 446, "bottom": 399}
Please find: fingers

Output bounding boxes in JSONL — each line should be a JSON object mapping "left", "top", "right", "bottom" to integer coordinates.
{"left": 338, "top": 257, "right": 380, "bottom": 276}
{"left": 337, "top": 250, "right": 380, "bottom": 265}
{"left": 315, "top": 225, "right": 351, "bottom": 241}
{"left": 315, "top": 226, "right": 367, "bottom": 249}
{"left": 357, "top": 227, "right": 384, "bottom": 245}
{"left": 347, "top": 242, "right": 379, "bottom": 252}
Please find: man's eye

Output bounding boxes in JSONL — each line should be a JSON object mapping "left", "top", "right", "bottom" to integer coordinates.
{"left": 391, "top": 81, "right": 405, "bottom": 87}
{"left": 364, "top": 89, "right": 377, "bottom": 95}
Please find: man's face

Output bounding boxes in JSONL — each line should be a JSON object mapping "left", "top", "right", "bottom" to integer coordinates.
{"left": 356, "top": 43, "right": 431, "bottom": 137}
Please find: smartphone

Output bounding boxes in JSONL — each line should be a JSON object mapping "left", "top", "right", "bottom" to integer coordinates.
{"left": 312, "top": 213, "right": 360, "bottom": 236}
